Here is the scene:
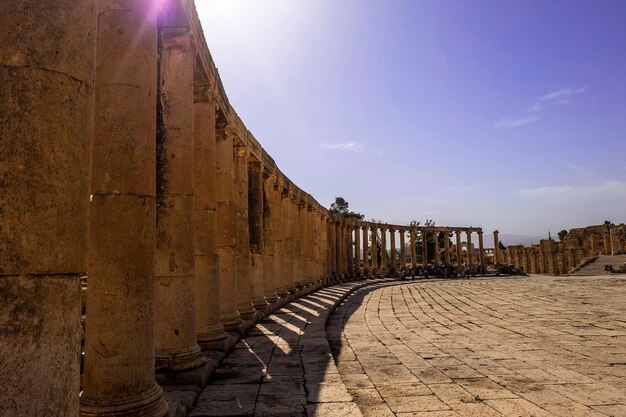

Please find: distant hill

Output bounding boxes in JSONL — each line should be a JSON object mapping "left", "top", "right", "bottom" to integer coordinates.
{"left": 499, "top": 234, "right": 545, "bottom": 247}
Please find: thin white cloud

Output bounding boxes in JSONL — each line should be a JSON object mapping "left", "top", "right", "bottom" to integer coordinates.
{"left": 494, "top": 115, "right": 538, "bottom": 128}
{"left": 319, "top": 141, "right": 365, "bottom": 152}
{"left": 517, "top": 181, "right": 626, "bottom": 202}
{"left": 529, "top": 86, "right": 587, "bottom": 112}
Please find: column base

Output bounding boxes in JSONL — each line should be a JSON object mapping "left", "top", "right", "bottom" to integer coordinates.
{"left": 156, "top": 359, "right": 212, "bottom": 387}
{"left": 80, "top": 383, "right": 169, "bottom": 417}
{"left": 197, "top": 324, "right": 227, "bottom": 350}
{"left": 220, "top": 312, "right": 242, "bottom": 333}
{"left": 237, "top": 304, "right": 256, "bottom": 321}
{"left": 156, "top": 345, "right": 206, "bottom": 374}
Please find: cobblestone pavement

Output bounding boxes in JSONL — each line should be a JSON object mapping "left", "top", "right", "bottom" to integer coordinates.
{"left": 328, "top": 276, "right": 626, "bottom": 417}
{"left": 189, "top": 279, "right": 392, "bottom": 417}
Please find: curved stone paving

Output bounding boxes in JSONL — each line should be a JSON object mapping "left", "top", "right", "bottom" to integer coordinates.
{"left": 188, "top": 278, "right": 392, "bottom": 417}
{"left": 327, "top": 276, "right": 626, "bottom": 417}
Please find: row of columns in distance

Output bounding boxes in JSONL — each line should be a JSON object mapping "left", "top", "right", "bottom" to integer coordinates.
{"left": 326, "top": 223, "right": 491, "bottom": 277}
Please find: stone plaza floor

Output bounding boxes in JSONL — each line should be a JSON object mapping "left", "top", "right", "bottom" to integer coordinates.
{"left": 328, "top": 275, "right": 626, "bottom": 417}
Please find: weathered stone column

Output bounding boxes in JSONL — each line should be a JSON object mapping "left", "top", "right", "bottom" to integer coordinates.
{"left": 193, "top": 86, "right": 226, "bottom": 348}
{"left": 410, "top": 229, "right": 417, "bottom": 268}
{"left": 567, "top": 249, "right": 576, "bottom": 272}
{"left": 216, "top": 125, "right": 241, "bottom": 331}
{"left": 262, "top": 174, "right": 280, "bottom": 303}
{"left": 434, "top": 231, "right": 441, "bottom": 266}
{"left": 380, "top": 227, "right": 388, "bottom": 275}
{"left": 334, "top": 220, "right": 342, "bottom": 279}
{"left": 343, "top": 222, "right": 351, "bottom": 279}
{"left": 282, "top": 191, "right": 296, "bottom": 293}
{"left": 362, "top": 225, "right": 370, "bottom": 276}
{"left": 443, "top": 231, "right": 451, "bottom": 266}
{"left": 328, "top": 217, "right": 336, "bottom": 278}
{"left": 80, "top": 1, "right": 168, "bottom": 415}
{"left": 293, "top": 199, "right": 304, "bottom": 290}
{"left": 371, "top": 225, "right": 379, "bottom": 275}
{"left": 493, "top": 230, "right": 500, "bottom": 269}
{"left": 354, "top": 224, "right": 362, "bottom": 277}
{"left": 154, "top": 8, "right": 206, "bottom": 378}
{"left": 1, "top": 2, "right": 95, "bottom": 415}
{"left": 422, "top": 229, "right": 429, "bottom": 266}
{"left": 478, "top": 230, "right": 485, "bottom": 270}
{"left": 466, "top": 231, "right": 474, "bottom": 267}
{"left": 249, "top": 160, "right": 268, "bottom": 311}
{"left": 272, "top": 181, "right": 288, "bottom": 298}
{"left": 400, "top": 230, "right": 406, "bottom": 271}
{"left": 456, "top": 230, "right": 463, "bottom": 266}
{"left": 389, "top": 229, "right": 397, "bottom": 273}
{"left": 341, "top": 221, "right": 349, "bottom": 279}
{"left": 233, "top": 145, "right": 256, "bottom": 320}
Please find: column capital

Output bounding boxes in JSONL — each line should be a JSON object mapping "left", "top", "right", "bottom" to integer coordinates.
{"left": 233, "top": 144, "right": 249, "bottom": 159}
{"left": 193, "top": 84, "right": 218, "bottom": 105}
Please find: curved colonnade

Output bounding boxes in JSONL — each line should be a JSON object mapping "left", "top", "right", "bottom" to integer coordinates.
{"left": 0, "top": 1, "right": 487, "bottom": 416}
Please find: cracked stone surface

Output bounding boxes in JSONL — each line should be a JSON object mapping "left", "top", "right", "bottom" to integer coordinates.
{"left": 328, "top": 275, "right": 626, "bottom": 417}
{"left": 189, "top": 278, "right": 391, "bottom": 417}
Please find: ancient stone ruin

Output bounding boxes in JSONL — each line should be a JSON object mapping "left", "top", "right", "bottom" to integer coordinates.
{"left": 2, "top": 1, "right": 626, "bottom": 417}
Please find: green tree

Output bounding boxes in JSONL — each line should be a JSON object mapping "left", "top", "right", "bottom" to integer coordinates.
{"left": 558, "top": 229, "right": 568, "bottom": 242}
{"left": 329, "top": 196, "right": 364, "bottom": 220}
{"left": 498, "top": 241, "right": 506, "bottom": 250}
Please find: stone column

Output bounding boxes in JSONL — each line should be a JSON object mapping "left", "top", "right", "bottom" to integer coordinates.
{"left": 422, "top": 229, "right": 429, "bottom": 266}
{"left": 346, "top": 222, "right": 353, "bottom": 279}
{"left": 493, "top": 230, "right": 500, "bottom": 269}
{"left": 478, "top": 230, "right": 485, "bottom": 271}
{"left": 271, "top": 180, "right": 288, "bottom": 298}
{"left": 388, "top": 229, "right": 396, "bottom": 273}
{"left": 443, "top": 231, "right": 451, "bottom": 266}
{"left": 362, "top": 226, "right": 370, "bottom": 276}
{"left": 354, "top": 224, "right": 362, "bottom": 277}
{"left": 380, "top": 227, "right": 388, "bottom": 275}
{"left": 466, "top": 231, "right": 474, "bottom": 267}
{"left": 567, "top": 249, "right": 576, "bottom": 272}
{"left": 262, "top": 174, "right": 280, "bottom": 302}
{"left": 215, "top": 125, "right": 241, "bottom": 331}
{"left": 334, "top": 220, "right": 342, "bottom": 279}
{"left": 80, "top": 1, "right": 168, "bottom": 415}
{"left": 282, "top": 192, "right": 296, "bottom": 293}
{"left": 193, "top": 86, "right": 226, "bottom": 348}
{"left": 371, "top": 225, "right": 379, "bottom": 275}
{"left": 249, "top": 160, "right": 268, "bottom": 311}
{"left": 410, "top": 229, "right": 417, "bottom": 268}
{"left": 0, "top": 2, "right": 95, "bottom": 415}
{"left": 233, "top": 145, "right": 255, "bottom": 320}
{"left": 328, "top": 218, "right": 336, "bottom": 278}
{"left": 293, "top": 199, "right": 305, "bottom": 290}
{"left": 456, "top": 230, "right": 463, "bottom": 266}
{"left": 434, "top": 231, "right": 440, "bottom": 266}
{"left": 400, "top": 230, "right": 407, "bottom": 271}
{"left": 154, "top": 10, "right": 206, "bottom": 378}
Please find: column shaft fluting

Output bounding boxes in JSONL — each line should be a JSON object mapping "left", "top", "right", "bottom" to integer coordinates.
{"left": 81, "top": 1, "right": 167, "bottom": 415}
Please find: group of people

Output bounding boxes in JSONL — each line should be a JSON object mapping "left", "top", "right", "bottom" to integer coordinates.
{"left": 399, "top": 264, "right": 486, "bottom": 280}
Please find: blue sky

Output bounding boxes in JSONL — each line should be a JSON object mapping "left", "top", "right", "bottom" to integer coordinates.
{"left": 196, "top": 0, "right": 626, "bottom": 237}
